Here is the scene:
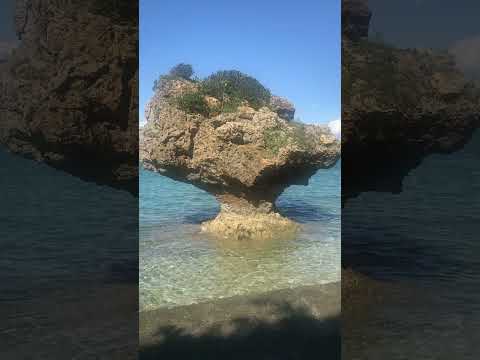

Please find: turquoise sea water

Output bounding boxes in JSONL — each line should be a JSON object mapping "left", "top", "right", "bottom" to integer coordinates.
{"left": 140, "top": 162, "right": 341, "bottom": 311}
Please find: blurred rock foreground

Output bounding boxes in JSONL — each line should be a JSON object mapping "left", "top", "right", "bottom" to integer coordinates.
{"left": 342, "top": 0, "right": 480, "bottom": 202}
{"left": 0, "top": 0, "right": 138, "bottom": 194}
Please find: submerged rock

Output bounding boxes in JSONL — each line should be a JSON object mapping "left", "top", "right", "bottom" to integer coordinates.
{"left": 140, "top": 78, "right": 340, "bottom": 240}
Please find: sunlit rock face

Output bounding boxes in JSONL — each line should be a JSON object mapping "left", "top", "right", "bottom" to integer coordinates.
{"left": 140, "top": 78, "right": 340, "bottom": 240}
{"left": 0, "top": 0, "right": 138, "bottom": 193}
{"left": 342, "top": 0, "right": 480, "bottom": 203}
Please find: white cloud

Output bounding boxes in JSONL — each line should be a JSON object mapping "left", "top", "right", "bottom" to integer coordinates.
{"left": 328, "top": 118, "right": 341, "bottom": 138}
{"left": 450, "top": 35, "right": 480, "bottom": 78}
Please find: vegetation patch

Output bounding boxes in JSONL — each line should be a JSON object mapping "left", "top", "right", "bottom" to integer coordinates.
{"left": 343, "top": 40, "right": 399, "bottom": 108}
{"left": 168, "top": 63, "right": 194, "bottom": 80}
{"left": 263, "top": 122, "right": 312, "bottom": 155}
{"left": 201, "top": 70, "right": 271, "bottom": 110}
{"left": 217, "top": 97, "right": 243, "bottom": 114}
{"left": 263, "top": 127, "right": 291, "bottom": 155}
{"left": 153, "top": 63, "right": 195, "bottom": 92}
{"left": 155, "top": 64, "right": 272, "bottom": 116}
{"left": 173, "top": 91, "right": 210, "bottom": 117}
{"left": 290, "top": 122, "right": 312, "bottom": 151}
{"left": 342, "top": 39, "right": 472, "bottom": 110}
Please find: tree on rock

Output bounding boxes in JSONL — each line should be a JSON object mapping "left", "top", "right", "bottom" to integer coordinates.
{"left": 202, "top": 70, "right": 271, "bottom": 110}
{"left": 169, "top": 63, "right": 194, "bottom": 80}
{"left": 153, "top": 63, "right": 195, "bottom": 91}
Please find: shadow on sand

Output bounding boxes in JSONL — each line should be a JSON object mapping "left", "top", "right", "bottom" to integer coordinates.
{"left": 140, "top": 302, "right": 340, "bottom": 360}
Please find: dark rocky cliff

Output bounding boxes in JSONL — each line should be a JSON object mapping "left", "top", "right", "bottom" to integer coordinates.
{"left": 0, "top": 0, "right": 138, "bottom": 193}
{"left": 342, "top": 0, "right": 479, "bottom": 203}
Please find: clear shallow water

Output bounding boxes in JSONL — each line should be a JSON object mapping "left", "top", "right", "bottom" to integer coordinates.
{"left": 140, "top": 163, "right": 341, "bottom": 311}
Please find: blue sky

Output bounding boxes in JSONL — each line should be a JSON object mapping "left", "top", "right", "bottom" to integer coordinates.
{"left": 140, "top": 0, "right": 340, "bottom": 126}
{"left": 369, "top": 0, "right": 480, "bottom": 82}
{"left": 368, "top": 0, "right": 480, "bottom": 50}
{"left": 0, "top": 1, "right": 15, "bottom": 41}
{"left": 0, "top": 1, "right": 17, "bottom": 60}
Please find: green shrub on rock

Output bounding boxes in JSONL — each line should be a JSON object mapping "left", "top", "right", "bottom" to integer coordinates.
{"left": 174, "top": 91, "right": 210, "bottom": 117}
{"left": 155, "top": 66, "right": 272, "bottom": 116}
{"left": 263, "top": 127, "right": 290, "bottom": 155}
{"left": 201, "top": 70, "right": 271, "bottom": 110}
{"left": 219, "top": 97, "right": 243, "bottom": 113}
{"left": 290, "top": 122, "right": 313, "bottom": 151}
{"left": 263, "top": 122, "right": 312, "bottom": 155}
{"left": 153, "top": 63, "right": 195, "bottom": 91}
{"left": 168, "top": 63, "right": 194, "bottom": 80}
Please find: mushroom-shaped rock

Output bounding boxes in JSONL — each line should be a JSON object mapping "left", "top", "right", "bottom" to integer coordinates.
{"left": 140, "top": 79, "right": 340, "bottom": 240}
{"left": 342, "top": 0, "right": 480, "bottom": 203}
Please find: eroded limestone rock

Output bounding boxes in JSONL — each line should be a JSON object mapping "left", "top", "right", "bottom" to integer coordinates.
{"left": 140, "top": 78, "right": 340, "bottom": 240}
{"left": 269, "top": 95, "right": 296, "bottom": 121}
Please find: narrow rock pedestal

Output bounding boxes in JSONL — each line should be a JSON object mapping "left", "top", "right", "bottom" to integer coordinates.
{"left": 201, "top": 194, "right": 299, "bottom": 241}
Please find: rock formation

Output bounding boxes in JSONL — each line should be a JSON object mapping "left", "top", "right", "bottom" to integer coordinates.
{"left": 0, "top": 0, "right": 138, "bottom": 194}
{"left": 140, "top": 78, "right": 340, "bottom": 240}
{"left": 269, "top": 96, "right": 296, "bottom": 121}
{"left": 342, "top": 0, "right": 480, "bottom": 203}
